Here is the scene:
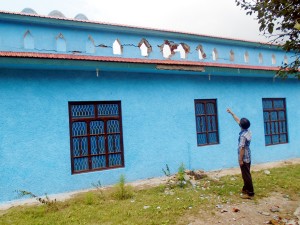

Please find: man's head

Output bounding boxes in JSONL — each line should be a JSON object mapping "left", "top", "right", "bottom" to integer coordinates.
{"left": 239, "top": 118, "right": 250, "bottom": 129}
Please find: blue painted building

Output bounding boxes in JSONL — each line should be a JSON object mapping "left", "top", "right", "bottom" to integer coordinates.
{"left": 0, "top": 10, "right": 299, "bottom": 204}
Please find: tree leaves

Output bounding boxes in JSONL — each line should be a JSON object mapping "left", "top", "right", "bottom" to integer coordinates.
{"left": 236, "top": 0, "right": 300, "bottom": 79}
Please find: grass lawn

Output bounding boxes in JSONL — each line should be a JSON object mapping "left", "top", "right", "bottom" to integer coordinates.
{"left": 1, "top": 164, "right": 299, "bottom": 225}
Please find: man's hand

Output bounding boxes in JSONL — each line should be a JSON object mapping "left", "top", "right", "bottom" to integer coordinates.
{"left": 239, "top": 160, "right": 244, "bottom": 166}
{"left": 227, "top": 108, "right": 233, "bottom": 114}
{"left": 227, "top": 108, "right": 240, "bottom": 124}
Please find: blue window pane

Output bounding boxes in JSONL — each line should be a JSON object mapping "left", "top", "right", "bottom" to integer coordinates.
{"left": 262, "top": 100, "right": 272, "bottom": 109}
{"left": 274, "top": 99, "right": 284, "bottom": 108}
{"left": 278, "top": 111, "right": 285, "bottom": 120}
{"left": 211, "top": 116, "right": 216, "bottom": 131}
{"left": 109, "top": 154, "right": 122, "bottom": 167}
{"left": 271, "top": 122, "right": 276, "bottom": 134}
{"left": 74, "top": 157, "right": 89, "bottom": 171}
{"left": 98, "top": 104, "right": 119, "bottom": 116}
{"left": 72, "top": 122, "right": 87, "bottom": 136}
{"left": 265, "top": 136, "right": 271, "bottom": 145}
{"left": 197, "top": 133, "right": 207, "bottom": 145}
{"left": 90, "top": 121, "right": 104, "bottom": 135}
{"left": 273, "top": 135, "right": 279, "bottom": 144}
{"left": 108, "top": 134, "right": 121, "bottom": 153}
{"left": 71, "top": 105, "right": 95, "bottom": 118}
{"left": 264, "top": 122, "right": 271, "bottom": 135}
{"left": 196, "top": 117, "right": 207, "bottom": 132}
{"left": 271, "top": 112, "right": 277, "bottom": 121}
{"left": 92, "top": 155, "right": 106, "bottom": 169}
{"left": 280, "top": 121, "right": 286, "bottom": 133}
{"left": 90, "top": 136, "right": 105, "bottom": 154}
{"left": 195, "top": 103, "right": 205, "bottom": 115}
{"left": 107, "top": 120, "right": 120, "bottom": 133}
{"left": 263, "top": 112, "right": 270, "bottom": 121}
{"left": 208, "top": 132, "right": 217, "bottom": 143}
{"left": 206, "top": 103, "right": 215, "bottom": 114}
{"left": 279, "top": 134, "right": 287, "bottom": 143}
{"left": 72, "top": 137, "right": 88, "bottom": 156}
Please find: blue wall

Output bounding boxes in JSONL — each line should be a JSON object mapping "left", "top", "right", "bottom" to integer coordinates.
{"left": 0, "top": 68, "right": 299, "bottom": 203}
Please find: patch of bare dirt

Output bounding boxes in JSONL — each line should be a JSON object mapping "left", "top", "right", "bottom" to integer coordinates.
{"left": 185, "top": 193, "right": 299, "bottom": 225}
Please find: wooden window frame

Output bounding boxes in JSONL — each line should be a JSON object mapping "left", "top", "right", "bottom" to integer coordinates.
{"left": 262, "top": 98, "right": 288, "bottom": 146}
{"left": 68, "top": 101, "right": 124, "bottom": 174}
{"left": 194, "top": 99, "right": 219, "bottom": 146}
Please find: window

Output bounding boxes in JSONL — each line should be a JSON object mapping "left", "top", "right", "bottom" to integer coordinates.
{"left": 197, "top": 45, "right": 206, "bottom": 60}
{"left": 212, "top": 48, "right": 218, "bottom": 61}
{"left": 69, "top": 101, "right": 124, "bottom": 174}
{"left": 244, "top": 51, "right": 249, "bottom": 63}
{"left": 162, "top": 44, "right": 172, "bottom": 58}
{"left": 24, "top": 30, "right": 34, "bottom": 50}
{"left": 262, "top": 98, "right": 288, "bottom": 146}
{"left": 113, "top": 39, "right": 122, "bottom": 55}
{"left": 194, "top": 99, "right": 219, "bottom": 146}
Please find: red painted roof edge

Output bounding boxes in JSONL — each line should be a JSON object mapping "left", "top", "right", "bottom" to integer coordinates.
{"left": 0, "top": 51, "right": 280, "bottom": 72}
{"left": 0, "top": 10, "right": 275, "bottom": 47}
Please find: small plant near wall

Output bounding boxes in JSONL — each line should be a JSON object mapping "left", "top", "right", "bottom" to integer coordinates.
{"left": 91, "top": 180, "right": 105, "bottom": 199}
{"left": 177, "top": 163, "right": 187, "bottom": 188}
{"left": 162, "top": 163, "right": 190, "bottom": 190}
{"left": 16, "top": 190, "right": 58, "bottom": 210}
{"left": 112, "top": 174, "right": 134, "bottom": 200}
{"left": 162, "top": 164, "right": 171, "bottom": 177}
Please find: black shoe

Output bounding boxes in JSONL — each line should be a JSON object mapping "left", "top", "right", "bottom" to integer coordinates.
{"left": 240, "top": 194, "right": 253, "bottom": 200}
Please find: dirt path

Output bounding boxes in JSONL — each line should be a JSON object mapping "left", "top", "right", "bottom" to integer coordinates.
{"left": 183, "top": 158, "right": 300, "bottom": 225}
{"left": 185, "top": 193, "right": 299, "bottom": 225}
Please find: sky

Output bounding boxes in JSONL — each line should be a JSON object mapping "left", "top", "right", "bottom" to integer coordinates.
{"left": 0, "top": 0, "right": 268, "bottom": 42}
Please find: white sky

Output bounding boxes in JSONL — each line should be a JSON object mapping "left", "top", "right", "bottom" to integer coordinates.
{"left": 0, "top": 0, "right": 268, "bottom": 42}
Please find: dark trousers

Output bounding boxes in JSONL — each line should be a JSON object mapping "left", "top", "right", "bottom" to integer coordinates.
{"left": 240, "top": 162, "right": 254, "bottom": 196}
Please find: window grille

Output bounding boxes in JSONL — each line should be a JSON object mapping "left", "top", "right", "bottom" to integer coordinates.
{"left": 262, "top": 98, "right": 288, "bottom": 146}
{"left": 194, "top": 99, "right": 219, "bottom": 146}
{"left": 69, "top": 101, "right": 124, "bottom": 174}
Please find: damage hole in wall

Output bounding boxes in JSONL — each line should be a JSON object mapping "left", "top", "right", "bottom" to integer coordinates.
{"left": 159, "top": 40, "right": 178, "bottom": 59}
{"left": 212, "top": 48, "right": 218, "bottom": 61}
{"left": 23, "top": 30, "right": 34, "bottom": 50}
{"left": 196, "top": 45, "right": 206, "bottom": 60}
{"left": 138, "top": 38, "right": 152, "bottom": 57}
{"left": 113, "top": 39, "right": 122, "bottom": 55}
{"left": 174, "top": 43, "right": 190, "bottom": 59}
{"left": 56, "top": 33, "right": 66, "bottom": 52}
{"left": 244, "top": 51, "right": 249, "bottom": 63}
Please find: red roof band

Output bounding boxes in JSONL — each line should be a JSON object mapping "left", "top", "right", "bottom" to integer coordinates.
{"left": 0, "top": 51, "right": 280, "bottom": 71}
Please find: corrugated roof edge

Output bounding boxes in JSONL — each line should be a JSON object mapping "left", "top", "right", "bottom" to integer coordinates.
{"left": 0, "top": 51, "right": 280, "bottom": 71}
{"left": 0, "top": 10, "right": 278, "bottom": 47}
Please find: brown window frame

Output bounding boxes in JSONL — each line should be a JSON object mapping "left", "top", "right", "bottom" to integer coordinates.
{"left": 194, "top": 99, "right": 219, "bottom": 146}
{"left": 262, "top": 98, "right": 288, "bottom": 146}
{"left": 68, "top": 101, "right": 124, "bottom": 174}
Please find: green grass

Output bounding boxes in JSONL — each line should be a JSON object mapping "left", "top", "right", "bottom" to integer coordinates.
{"left": 1, "top": 164, "right": 299, "bottom": 225}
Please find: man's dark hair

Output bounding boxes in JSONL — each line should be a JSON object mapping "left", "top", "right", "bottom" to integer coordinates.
{"left": 240, "top": 118, "right": 250, "bottom": 129}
